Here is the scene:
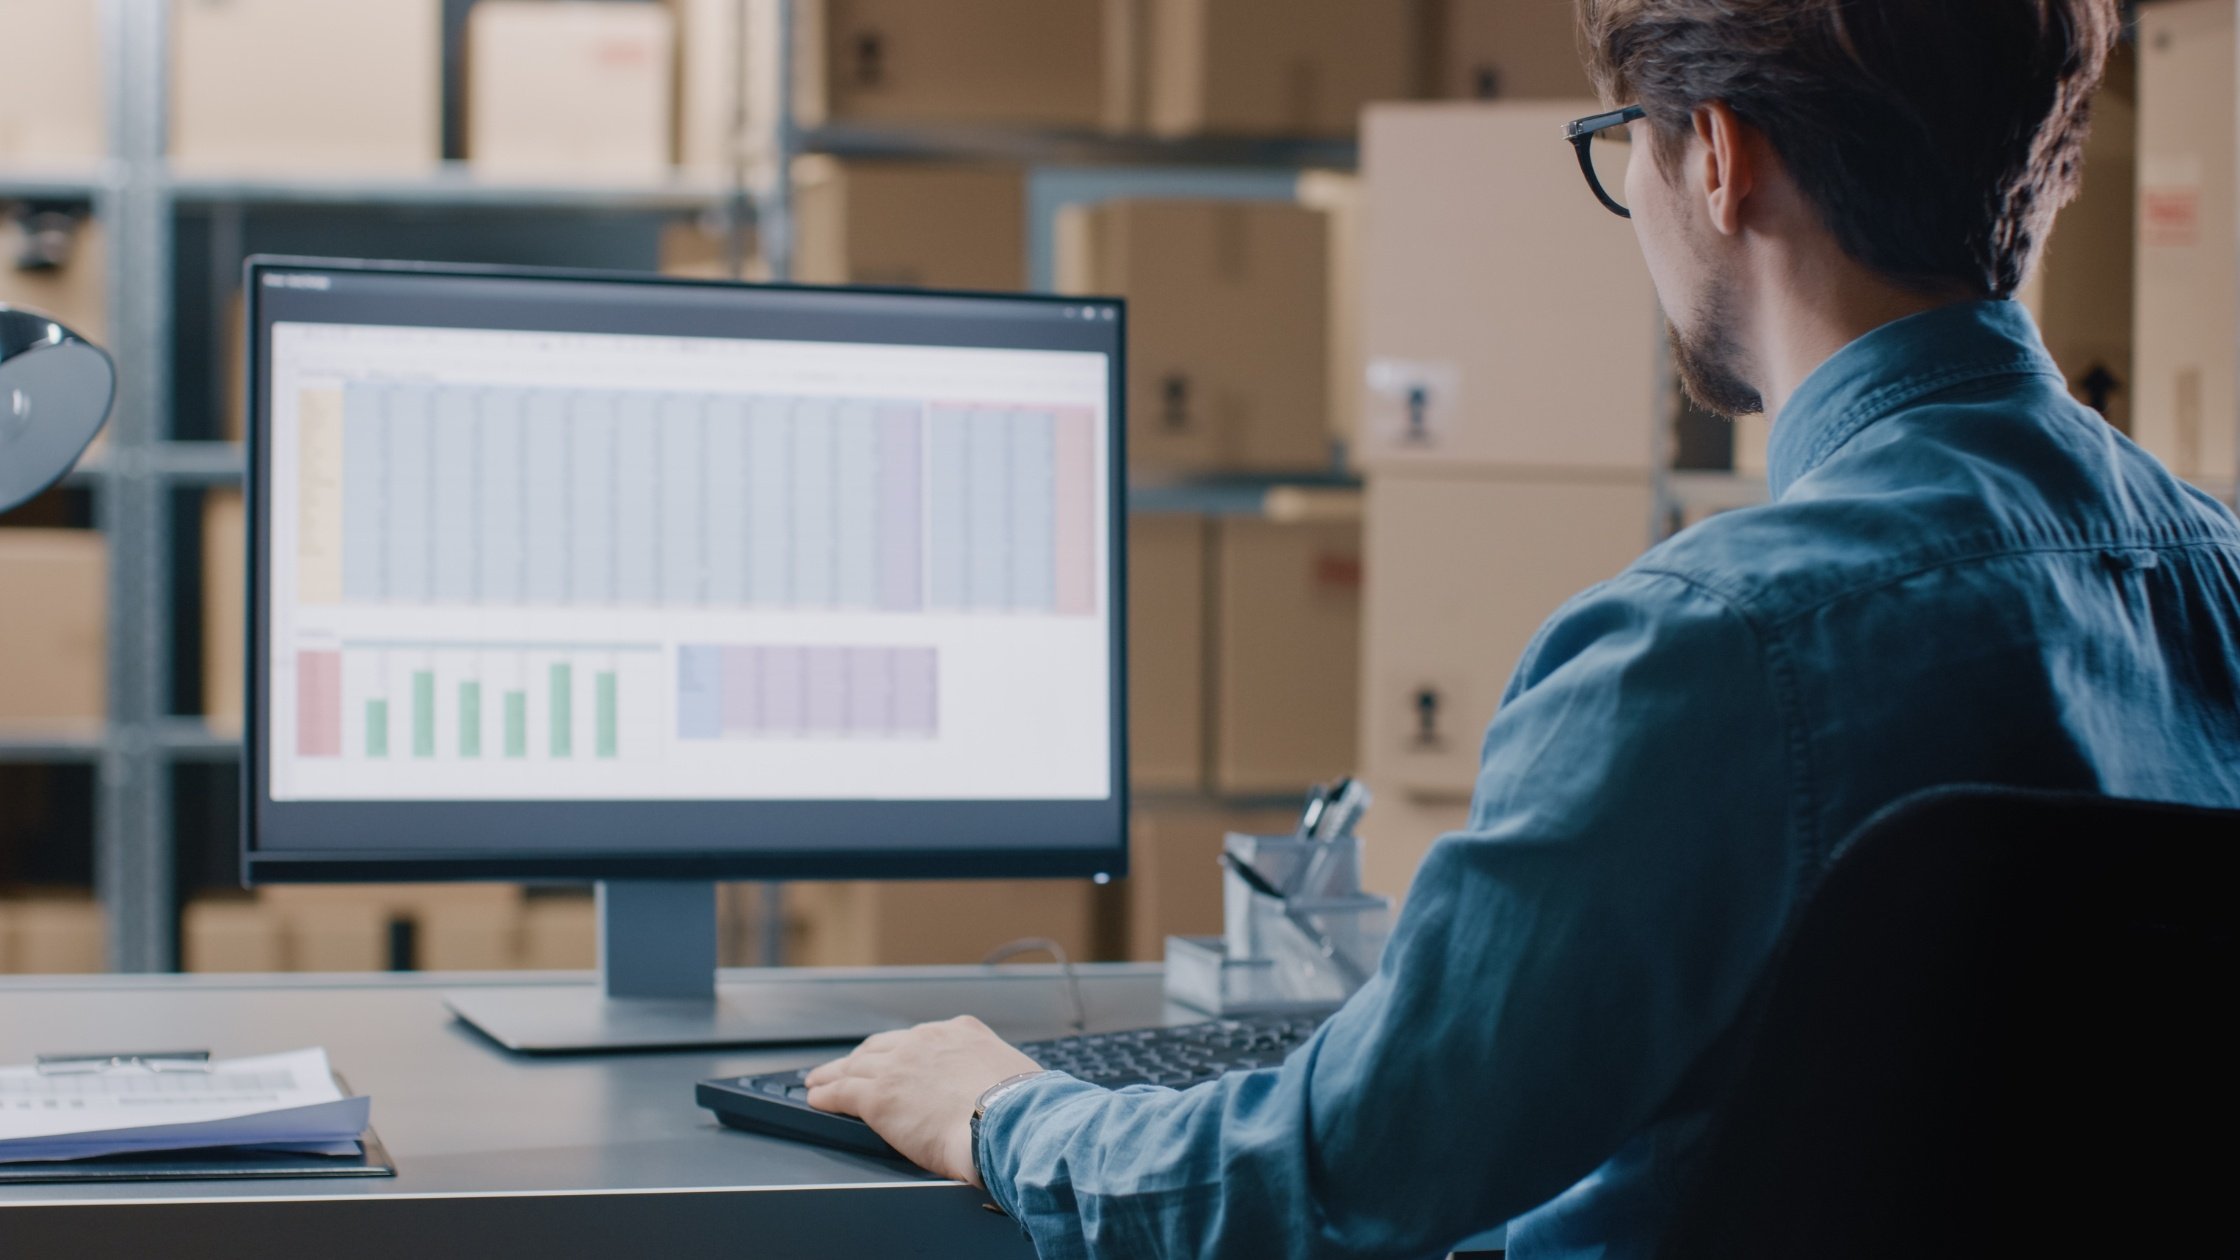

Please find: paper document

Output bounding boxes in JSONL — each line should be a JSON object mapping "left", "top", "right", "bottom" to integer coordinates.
{"left": 0, "top": 1048, "right": 369, "bottom": 1163}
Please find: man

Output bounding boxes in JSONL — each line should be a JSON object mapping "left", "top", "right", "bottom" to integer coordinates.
{"left": 807, "top": 1, "right": 2240, "bottom": 1255}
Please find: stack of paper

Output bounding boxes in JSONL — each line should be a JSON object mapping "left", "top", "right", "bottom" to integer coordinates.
{"left": 0, "top": 1048, "right": 369, "bottom": 1164}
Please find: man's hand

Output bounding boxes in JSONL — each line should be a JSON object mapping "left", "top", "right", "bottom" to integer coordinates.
{"left": 804, "top": 1016, "right": 1043, "bottom": 1187}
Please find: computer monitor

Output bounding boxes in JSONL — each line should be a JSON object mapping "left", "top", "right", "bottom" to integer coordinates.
{"left": 242, "top": 257, "right": 1128, "bottom": 1052}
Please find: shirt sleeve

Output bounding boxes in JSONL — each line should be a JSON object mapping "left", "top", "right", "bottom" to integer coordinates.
{"left": 977, "top": 571, "right": 1803, "bottom": 1260}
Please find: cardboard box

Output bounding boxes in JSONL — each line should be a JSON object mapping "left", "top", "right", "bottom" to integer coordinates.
{"left": 182, "top": 896, "right": 285, "bottom": 972}
{"left": 0, "top": 213, "right": 105, "bottom": 342}
{"left": 786, "top": 879, "right": 1101, "bottom": 967}
{"left": 1360, "top": 471, "right": 1652, "bottom": 803}
{"left": 1122, "top": 802, "right": 1296, "bottom": 960}
{"left": 0, "top": 0, "right": 103, "bottom": 164}
{"left": 1210, "top": 516, "right": 1362, "bottom": 794}
{"left": 1298, "top": 171, "right": 1364, "bottom": 454}
{"left": 1733, "top": 412, "right": 1771, "bottom": 477}
{"left": 467, "top": 0, "right": 677, "bottom": 178}
{"left": 1357, "top": 788, "right": 1472, "bottom": 905}
{"left": 793, "top": 158, "right": 1027, "bottom": 290}
{"left": 1059, "top": 199, "right": 1332, "bottom": 474}
{"left": 675, "top": 0, "right": 757, "bottom": 172}
{"left": 796, "top": 0, "right": 1122, "bottom": 130}
{"left": 1359, "top": 103, "right": 1663, "bottom": 474}
{"left": 170, "top": 0, "right": 442, "bottom": 174}
{"left": 0, "top": 530, "right": 105, "bottom": 730}
{"left": 521, "top": 894, "right": 597, "bottom": 969}
{"left": 2136, "top": 0, "right": 2236, "bottom": 483}
{"left": 262, "top": 884, "right": 521, "bottom": 971}
{"left": 1129, "top": 515, "right": 1208, "bottom": 790}
{"left": 203, "top": 489, "right": 245, "bottom": 732}
{"left": 1142, "top": 0, "right": 1431, "bottom": 139}
{"left": 2019, "top": 54, "right": 2136, "bottom": 435}
{"left": 1437, "top": 0, "right": 1595, "bottom": 101}
{"left": 2, "top": 895, "right": 104, "bottom": 973}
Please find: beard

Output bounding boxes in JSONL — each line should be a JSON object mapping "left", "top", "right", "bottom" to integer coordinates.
{"left": 1668, "top": 286, "right": 1764, "bottom": 419}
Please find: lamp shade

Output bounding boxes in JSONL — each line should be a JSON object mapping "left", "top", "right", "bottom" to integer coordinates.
{"left": 0, "top": 304, "right": 115, "bottom": 513}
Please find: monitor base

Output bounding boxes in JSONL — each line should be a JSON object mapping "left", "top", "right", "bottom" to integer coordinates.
{"left": 445, "top": 984, "right": 904, "bottom": 1054}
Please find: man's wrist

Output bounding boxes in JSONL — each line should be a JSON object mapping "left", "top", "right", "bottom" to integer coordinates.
{"left": 970, "top": 1070, "right": 1060, "bottom": 1191}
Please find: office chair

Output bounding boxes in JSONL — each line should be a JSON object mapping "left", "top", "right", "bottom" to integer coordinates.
{"left": 1659, "top": 785, "right": 2240, "bottom": 1259}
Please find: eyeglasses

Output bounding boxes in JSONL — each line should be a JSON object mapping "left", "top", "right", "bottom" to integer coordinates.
{"left": 1565, "top": 105, "right": 1645, "bottom": 218}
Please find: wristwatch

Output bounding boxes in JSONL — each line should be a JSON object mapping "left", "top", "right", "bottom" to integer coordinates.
{"left": 970, "top": 1070, "right": 1055, "bottom": 1188}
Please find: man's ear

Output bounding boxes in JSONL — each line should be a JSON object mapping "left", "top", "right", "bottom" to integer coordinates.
{"left": 1692, "top": 101, "right": 1754, "bottom": 237}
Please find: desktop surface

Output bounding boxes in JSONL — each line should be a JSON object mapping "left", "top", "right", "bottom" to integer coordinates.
{"left": 0, "top": 965, "right": 1168, "bottom": 1258}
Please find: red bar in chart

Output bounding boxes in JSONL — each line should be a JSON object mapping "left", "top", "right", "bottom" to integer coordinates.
{"left": 297, "top": 650, "right": 343, "bottom": 757}
{"left": 1053, "top": 407, "right": 1098, "bottom": 616}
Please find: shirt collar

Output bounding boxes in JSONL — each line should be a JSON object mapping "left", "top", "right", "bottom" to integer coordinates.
{"left": 1765, "top": 299, "right": 2062, "bottom": 500}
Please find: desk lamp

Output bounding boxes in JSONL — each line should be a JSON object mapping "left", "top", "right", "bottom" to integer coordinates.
{"left": 0, "top": 304, "right": 114, "bottom": 513}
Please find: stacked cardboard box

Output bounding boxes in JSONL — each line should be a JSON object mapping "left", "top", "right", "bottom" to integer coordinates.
{"left": 1120, "top": 802, "right": 1297, "bottom": 960}
{"left": 0, "top": 895, "right": 105, "bottom": 973}
{"left": 0, "top": 530, "right": 106, "bottom": 732}
{"left": 2134, "top": 0, "right": 2234, "bottom": 485}
{"left": 0, "top": 0, "right": 103, "bottom": 164}
{"left": 1436, "top": 0, "right": 1595, "bottom": 102}
{"left": 202, "top": 490, "right": 245, "bottom": 732}
{"left": 466, "top": 0, "right": 677, "bottom": 178}
{"left": 258, "top": 885, "right": 525, "bottom": 972}
{"left": 795, "top": 0, "right": 1125, "bottom": 130}
{"left": 1135, "top": 0, "right": 1432, "bottom": 139}
{"left": 1059, "top": 199, "right": 1333, "bottom": 475}
{"left": 0, "top": 213, "right": 105, "bottom": 342}
{"left": 169, "top": 0, "right": 443, "bottom": 174}
{"left": 1129, "top": 512, "right": 1363, "bottom": 796}
{"left": 1357, "top": 103, "right": 1663, "bottom": 901}
{"left": 784, "top": 880, "right": 1103, "bottom": 967}
{"left": 793, "top": 158, "right": 1027, "bottom": 289}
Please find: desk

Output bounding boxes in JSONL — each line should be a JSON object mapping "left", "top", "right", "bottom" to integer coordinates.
{"left": 0, "top": 965, "right": 1173, "bottom": 1259}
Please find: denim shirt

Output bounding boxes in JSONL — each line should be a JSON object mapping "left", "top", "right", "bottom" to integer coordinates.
{"left": 978, "top": 301, "right": 2240, "bottom": 1260}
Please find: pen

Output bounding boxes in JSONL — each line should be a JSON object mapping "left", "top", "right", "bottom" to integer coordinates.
{"left": 1221, "top": 853, "right": 1369, "bottom": 988}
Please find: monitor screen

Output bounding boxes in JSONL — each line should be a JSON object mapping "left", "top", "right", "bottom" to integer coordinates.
{"left": 243, "top": 259, "right": 1127, "bottom": 883}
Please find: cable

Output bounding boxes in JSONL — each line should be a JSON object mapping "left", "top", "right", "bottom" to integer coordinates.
{"left": 981, "top": 937, "right": 1088, "bottom": 1033}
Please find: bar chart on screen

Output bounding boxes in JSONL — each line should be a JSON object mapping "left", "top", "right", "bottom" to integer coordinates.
{"left": 292, "top": 641, "right": 665, "bottom": 766}
{"left": 289, "top": 382, "right": 1099, "bottom": 618}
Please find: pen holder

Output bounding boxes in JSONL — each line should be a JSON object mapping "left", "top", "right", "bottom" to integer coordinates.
{"left": 1164, "top": 831, "right": 1391, "bottom": 1016}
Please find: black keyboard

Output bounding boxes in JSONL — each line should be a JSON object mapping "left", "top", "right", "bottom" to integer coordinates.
{"left": 697, "top": 1011, "right": 1332, "bottom": 1159}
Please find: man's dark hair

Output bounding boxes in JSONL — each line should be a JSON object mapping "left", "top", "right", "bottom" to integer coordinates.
{"left": 1579, "top": 0, "right": 2121, "bottom": 299}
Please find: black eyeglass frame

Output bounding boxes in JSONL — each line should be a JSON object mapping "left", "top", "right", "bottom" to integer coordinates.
{"left": 1566, "top": 104, "right": 1647, "bottom": 219}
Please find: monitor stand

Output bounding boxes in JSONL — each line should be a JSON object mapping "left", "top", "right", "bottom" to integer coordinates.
{"left": 444, "top": 881, "right": 904, "bottom": 1054}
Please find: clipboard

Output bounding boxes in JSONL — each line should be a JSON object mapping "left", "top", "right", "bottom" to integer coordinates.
{"left": 0, "top": 1072, "right": 397, "bottom": 1186}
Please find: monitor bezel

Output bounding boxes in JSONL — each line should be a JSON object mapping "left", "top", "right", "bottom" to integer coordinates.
{"left": 240, "top": 255, "right": 1129, "bottom": 885}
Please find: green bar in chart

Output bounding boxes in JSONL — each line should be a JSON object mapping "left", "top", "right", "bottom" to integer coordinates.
{"left": 550, "top": 663, "right": 573, "bottom": 758}
{"left": 459, "top": 682, "right": 482, "bottom": 758}
{"left": 413, "top": 671, "right": 436, "bottom": 758}
{"left": 505, "top": 691, "right": 527, "bottom": 759}
{"left": 366, "top": 699, "right": 389, "bottom": 758}
{"left": 596, "top": 671, "right": 618, "bottom": 759}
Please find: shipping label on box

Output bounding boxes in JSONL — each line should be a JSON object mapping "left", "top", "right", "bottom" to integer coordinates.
{"left": 468, "top": 0, "right": 676, "bottom": 178}
{"left": 2135, "top": 0, "right": 2238, "bottom": 484}
{"left": 1360, "top": 103, "right": 1662, "bottom": 475}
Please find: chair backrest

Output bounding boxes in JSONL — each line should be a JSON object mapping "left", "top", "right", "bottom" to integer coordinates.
{"left": 1659, "top": 786, "right": 2240, "bottom": 1259}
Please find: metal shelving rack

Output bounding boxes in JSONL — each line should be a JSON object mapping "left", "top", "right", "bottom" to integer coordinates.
{"left": 1, "top": 0, "right": 1370, "bottom": 972}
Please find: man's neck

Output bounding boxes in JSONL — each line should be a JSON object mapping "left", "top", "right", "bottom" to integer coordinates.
{"left": 1752, "top": 255, "right": 1976, "bottom": 421}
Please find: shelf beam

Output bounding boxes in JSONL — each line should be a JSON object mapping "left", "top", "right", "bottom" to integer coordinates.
{"left": 799, "top": 124, "right": 1358, "bottom": 172}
